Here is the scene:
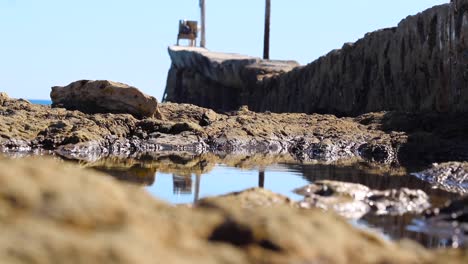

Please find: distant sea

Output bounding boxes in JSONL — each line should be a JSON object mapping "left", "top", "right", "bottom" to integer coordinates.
{"left": 29, "top": 99, "right": 52, "bottom": 105}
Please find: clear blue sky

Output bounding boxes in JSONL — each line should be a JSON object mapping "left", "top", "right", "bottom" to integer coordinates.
{"left": 0, "top": 0, "right": 448, "bottom": 100}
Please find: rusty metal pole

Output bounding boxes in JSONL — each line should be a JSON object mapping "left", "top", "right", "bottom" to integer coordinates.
{"left": 200, "top": 0, "right": 206, "bottom": 48}
{"left": 263, "top": 0, "right": 271, "bottom": 59}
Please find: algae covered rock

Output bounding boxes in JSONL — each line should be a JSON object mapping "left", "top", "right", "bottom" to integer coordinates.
{"left": 51, "top": 80, "right": 162, "bottom": 118}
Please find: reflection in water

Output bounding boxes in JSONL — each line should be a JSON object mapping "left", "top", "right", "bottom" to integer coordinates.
{"left": 173, "top": 174, "right": 192, "bottom": 195}
{"left": 93, "top": 165, "right": 156, "bottom": 185}
{"left": 194, "top": 174, "right": 201, "bottom": 202}
{"left": 361, "top": 214, "right": 456, "bottom": 249}
{"left": 258, "top": 170, "right": 265, "bottom": 188}
{"left": 70, "top": 153, "right": 465, "bottom": 249}
{"left": 171, "top": 173, "right": 203, "bottom": 204}
{"left": 169, "top": 170, "right": 265, "bottom": 203}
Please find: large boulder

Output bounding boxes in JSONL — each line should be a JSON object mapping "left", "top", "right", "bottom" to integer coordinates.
{"left": 51, "top": 80, "right": 162, "bottom": 119}
{"left": 1, "top": 157, "right": 466, "bottom": 263}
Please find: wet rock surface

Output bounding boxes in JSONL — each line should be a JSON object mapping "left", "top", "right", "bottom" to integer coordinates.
{"left": 295, "top": 181, "right": 371, "bottom": 219}
{"left": 1, "top": 157, "right": 468, "bottom": 264}
{"left": 0, "top": 96, "right": 392, "bottom": 161}
{"left": 294, "top": 180, "right": 431, "bottom": 218}
{"left": 413, "top": 162, "right": 468, "bottom": 247}
{"left": 1, "top": 96, "right": 467, "bottom": 168}
{"left": 166, "top": 0, "right": 468, "bottom": 115}
{"left": 51, "top": 80, "right": 162, "bottom": 118}
{"left": 412, "top": 162, "right": 468, "bottom": 195}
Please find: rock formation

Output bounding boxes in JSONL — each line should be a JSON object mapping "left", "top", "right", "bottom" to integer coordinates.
{"left": 165, "top": 0, "right": 468, "bottom": 115}
{"left": 51, "top": 80, "right": 162, "bottom": 118}
{"left": 0, "top": 92, "right": 9, "bottom": 105}
{"left": 164, "top": 46, "right": 299, "bottom": 111}
{"left": 412, "top": 162, "right": 468, "bottom": 194}
{"left": 0, "top": 95, "right": 398, "bottom": 162}
{"left": 0, "top": 157, "right": 467, "bottom": 264}
{"left": 294, "top": 180, "right": 431, "bottom": 219}
{"left": 2, "top": 95, "right": 468, "bottom": 166}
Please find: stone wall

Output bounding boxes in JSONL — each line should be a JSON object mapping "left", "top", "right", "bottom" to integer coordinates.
{"left": 165, "top": 0, "right": 468, "bottom": 115}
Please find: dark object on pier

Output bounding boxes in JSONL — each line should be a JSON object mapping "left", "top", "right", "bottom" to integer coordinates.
{"left": 177, "top": 20, "right": 198, "bottom": 47}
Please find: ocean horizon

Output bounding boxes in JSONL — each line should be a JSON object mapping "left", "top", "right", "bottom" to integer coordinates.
{"left": 29, "top": 99, "right": 52, "bottom": 105}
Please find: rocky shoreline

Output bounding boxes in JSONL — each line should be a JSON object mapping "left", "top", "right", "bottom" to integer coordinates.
{"left": 2, "top": 94, "right": 468, "bottom": 168}
{"left": 2, "top": 92, "right": 468, "bottom": 258}
{"left": 0, "top": 1, "right": 467, "bottom": 262}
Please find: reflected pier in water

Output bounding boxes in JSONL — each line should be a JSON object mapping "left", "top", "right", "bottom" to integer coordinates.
{"left": 172, "top": 173, "right": 202, "bottom": 203}
{"left": 172, "top": 170, "right": 266, "bottom": 203}
{"left": 94, "top": 165, "right": 156, "bottom": 186}
{"left": 172, "top": 174, "right": 192, "bottom": 195}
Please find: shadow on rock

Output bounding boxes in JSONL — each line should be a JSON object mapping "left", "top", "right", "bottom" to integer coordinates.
{"left": 363, "top": 112, "right": 468, "bottom": 167}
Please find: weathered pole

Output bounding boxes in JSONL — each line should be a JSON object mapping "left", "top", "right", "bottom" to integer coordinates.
{"left": 200, "top": 0, "right": 206, "bottom": 48}
{"left": 263, "top": 0, "right": 271, "bottom": 59}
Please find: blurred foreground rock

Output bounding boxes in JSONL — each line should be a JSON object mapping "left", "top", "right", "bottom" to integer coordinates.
{"left": 51, "top": 80, "right": 162, "bottom": 118}
{"left": 1, "top": 157, "right": 468, "bottom": 263}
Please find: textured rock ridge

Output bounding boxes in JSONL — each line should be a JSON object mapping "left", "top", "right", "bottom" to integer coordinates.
{"left": 2, "top": 96, "right": 468, "bottom": 166}
{"left": 165, "top": 0, "right": 468, "bottom": 115}
{"left": 412, "top": 162, "right": 468, "bottom": 194}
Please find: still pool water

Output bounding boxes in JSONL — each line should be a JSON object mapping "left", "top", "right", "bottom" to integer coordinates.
{"left": 84, "top": 154, "right": 464, "bottom": 249}
{"left": 147, "top": 164, "right": 306, "bottom": 204}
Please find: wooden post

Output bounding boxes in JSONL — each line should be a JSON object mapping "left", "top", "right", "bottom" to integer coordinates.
{"left": 263, "top": 0, "right": 271, "bottom": 59}
{"left": 200, "top": 0, "right": 206, "bottom": 48}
